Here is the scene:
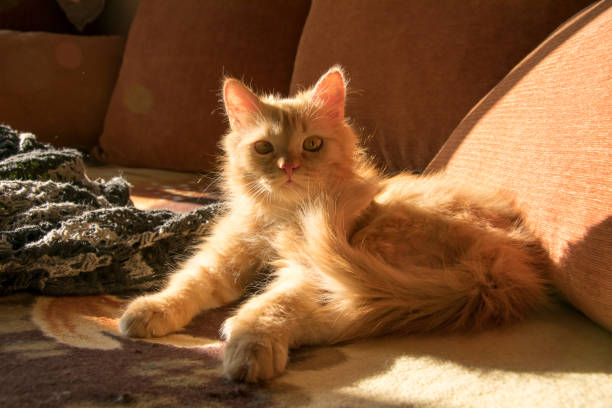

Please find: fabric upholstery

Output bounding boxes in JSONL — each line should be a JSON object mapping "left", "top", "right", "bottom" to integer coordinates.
{"left": 427, "top": 0, "right": 612, "bottom": 330}
{"left": 291, "top": 0, "right": 596, "bottom": 172}
{"left": 97, "top": 0, "right": 311, "bottom": 172}
{"left": 0, "top": 30, "right": 124, "bottom": 150}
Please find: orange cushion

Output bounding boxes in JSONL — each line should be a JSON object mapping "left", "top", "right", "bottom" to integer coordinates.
{"left": 427, "top": 1, "right": 612, "bottom": 330}
{"left": 291, "top": 0, "right": 595, "bottom": 173}
{"left": 96, "top": 0, "right": 310, "bottom": 172}
{"left": 0, "top": 30, "right": 124, "bottom": 150}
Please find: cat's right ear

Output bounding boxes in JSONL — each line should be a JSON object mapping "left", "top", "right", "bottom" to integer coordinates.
{"left": 223, "top": 79, "right": 262, "bottom": 130}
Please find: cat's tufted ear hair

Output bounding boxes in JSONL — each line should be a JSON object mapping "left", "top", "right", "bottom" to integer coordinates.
{"left": 223, "top": 78, "right": 262, "bottom": 130}
{"left": 312, "top": 66, "right": 346, "bottom": 123}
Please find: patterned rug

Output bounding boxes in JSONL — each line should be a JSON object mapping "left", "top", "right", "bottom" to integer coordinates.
{"left": 2, "top": 292, "right": 612, "bottom": 408}
{"left": 1, "top": 164, "right": 611, "bottom": 408}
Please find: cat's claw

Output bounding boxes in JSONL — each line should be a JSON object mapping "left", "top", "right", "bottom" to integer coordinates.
{"left": 118, "top": 296, "right": 175, "bottom": 338}
{"left": 223, "top": 331, "right": 289, "bottom": 383}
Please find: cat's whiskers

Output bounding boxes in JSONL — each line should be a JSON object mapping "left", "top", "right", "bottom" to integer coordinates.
{"left": 244, "top": 179, "right": 271, "bottom": 203}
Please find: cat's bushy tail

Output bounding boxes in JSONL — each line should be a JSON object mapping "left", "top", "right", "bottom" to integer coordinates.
{"left": 298, "top": 199, "right": 550, "bottom": 342}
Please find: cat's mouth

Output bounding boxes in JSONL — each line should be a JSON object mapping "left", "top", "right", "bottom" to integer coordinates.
{"left": 277, "top": 175, "right": 301, "bottom": 188}
{"left": 271, "top": 172, "right": 312, "bottom": 191}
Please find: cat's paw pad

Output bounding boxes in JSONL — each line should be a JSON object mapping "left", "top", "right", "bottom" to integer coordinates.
{"left": 223, "top": 332, "right": 289, "bottom": 383}
{"left": 118, "top": 296, "right": 175, "bottom": 338}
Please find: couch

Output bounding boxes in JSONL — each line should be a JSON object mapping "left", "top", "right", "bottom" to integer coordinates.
{"left": 1, "top": 1, "right": 610, "bottom": 407}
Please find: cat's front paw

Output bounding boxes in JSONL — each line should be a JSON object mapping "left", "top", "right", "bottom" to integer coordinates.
{"left": 223, "top": 329, "right": 289, "bottom": 383}
{"left": 119, "top": 296, "right": 176, "bottom": 338}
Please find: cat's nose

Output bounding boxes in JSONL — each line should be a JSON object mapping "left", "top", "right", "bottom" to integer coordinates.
{"left": 277, "top": 157, "right": 300, "bottom": 177}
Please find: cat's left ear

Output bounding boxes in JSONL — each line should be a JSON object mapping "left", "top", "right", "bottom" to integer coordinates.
{"left": 223, "top": 79, "right": 262, "bottom": 130}
{"left": 312, "top": 66, "right": 346, "bottom": 123}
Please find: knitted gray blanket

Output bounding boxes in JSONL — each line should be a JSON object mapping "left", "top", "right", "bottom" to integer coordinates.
{"left": 0, "top": 125, "right": 220, "bottom": 296}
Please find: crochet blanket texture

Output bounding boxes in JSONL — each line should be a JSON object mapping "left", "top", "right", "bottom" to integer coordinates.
{"left": 0, "top": 125, "right": 220, "bottom": 296}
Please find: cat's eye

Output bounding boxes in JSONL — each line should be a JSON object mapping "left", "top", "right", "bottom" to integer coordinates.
{"left": 303, "top": 136, "right": 323, "bottom": 152}
{"left": 253, "top": 140, "right": 274, "bottom": 155}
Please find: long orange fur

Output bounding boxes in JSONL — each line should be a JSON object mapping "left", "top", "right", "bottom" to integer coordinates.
{"left": 119, "top": 67, "right": 551, "bottom": 382}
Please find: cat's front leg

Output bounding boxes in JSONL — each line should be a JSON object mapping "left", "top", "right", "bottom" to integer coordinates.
{"left": 119, "top": 292, "right": 187, "bottom": 338}
{"left": 222, "top": 318, "right": 290, "bottom": 383}
{"left": 221, "top": 263, "right": 332, "bottom": 382}
{"left": 119, "top": 214, "right": 264, "bottom": 338}
{"left": 118, "top": 255, "right": 243, "bottom": 338}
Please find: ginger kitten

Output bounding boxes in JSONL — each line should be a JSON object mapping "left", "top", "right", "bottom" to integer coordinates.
{"left": 119, "top": 67, "right": 551, "bottom": 382}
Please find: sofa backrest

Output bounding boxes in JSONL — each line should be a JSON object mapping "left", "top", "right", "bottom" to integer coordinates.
{"left": 0, "top": 30, "right": 124, "bottom": 150}
{"left": 427, "top": 0, "right": 612, "bottom": 331}
{"left": 96, "top": 0, "right": 596, "bottom": 173}
{"left": 291, "top": 0, "right": 596, "bottom": 173}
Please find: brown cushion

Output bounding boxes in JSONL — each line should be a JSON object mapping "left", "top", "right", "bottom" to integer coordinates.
{"left": 0, "top": 30, "right": 124, "bottom": 150}
{"left": 290, "top": 0, "right": 596, "bottom": 173}
{"left": 96, "top": 0, "right": 310, "bottom": 172}
{"left": 427, "top": 1, "right": 612, "bottom": 330}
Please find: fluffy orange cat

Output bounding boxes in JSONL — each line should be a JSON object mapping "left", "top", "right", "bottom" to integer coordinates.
{"left": 119, "top": 67, "right": 551, "bottom": 382}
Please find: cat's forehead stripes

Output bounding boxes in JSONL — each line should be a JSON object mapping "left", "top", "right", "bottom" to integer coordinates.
{"left": 270, "top": 108, "right": 307, "bottom": 137}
